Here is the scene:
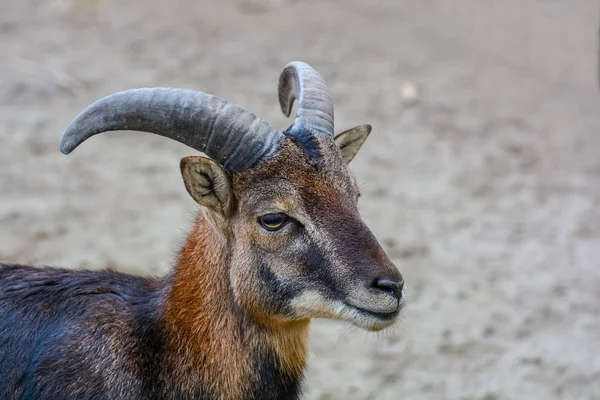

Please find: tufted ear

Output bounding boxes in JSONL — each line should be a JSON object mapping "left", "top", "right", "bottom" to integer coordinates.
{"left": 334, "top": 124, "right": 372, "bottom": 164}
{"left": 180, "top": 156, "right": 234, "bottom": 217}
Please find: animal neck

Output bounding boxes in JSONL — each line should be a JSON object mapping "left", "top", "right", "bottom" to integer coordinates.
{"left": 163, "top": 211, "right": 310, "bottom": 399}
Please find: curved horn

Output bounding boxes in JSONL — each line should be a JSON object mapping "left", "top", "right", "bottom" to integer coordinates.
{"left": 278, "top": 61, "right": 334, "bottom": 136}
{"left": 59, "top": 88, "right": 284, "bottom": 173}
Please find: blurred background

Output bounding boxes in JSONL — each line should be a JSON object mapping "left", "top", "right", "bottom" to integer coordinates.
{"left": 1, "top": 0, "right": 599, "bottom": 399}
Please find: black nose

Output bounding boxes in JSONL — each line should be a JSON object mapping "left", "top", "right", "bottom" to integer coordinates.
{"left": 373, "top": 277, "right": 404, "bottom": 299}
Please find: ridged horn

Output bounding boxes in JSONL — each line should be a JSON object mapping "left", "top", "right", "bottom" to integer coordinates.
{"left": 278, "top": 61, "right": 334, "bottom": 136}
{"left": 59, "top": 88, "right": 284, "bottom": 173}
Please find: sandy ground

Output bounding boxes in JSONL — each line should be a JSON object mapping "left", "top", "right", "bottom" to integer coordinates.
{"left": 1, "top": 0, "right": 600, "bottom": 399}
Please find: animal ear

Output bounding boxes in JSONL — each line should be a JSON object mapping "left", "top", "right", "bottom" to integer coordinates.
{"left": 334, "top": 124, "right": 372, "bottom": 164}
{"left": 180, "top": 156, "right": 234, "bottom": 217}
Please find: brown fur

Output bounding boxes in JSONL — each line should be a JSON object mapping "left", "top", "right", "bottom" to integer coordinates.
{"left": 164, "top": 214, "right": 247, "bottom": 398}
{"left": 163, "top": 211, "right": 309, "bottom": 399}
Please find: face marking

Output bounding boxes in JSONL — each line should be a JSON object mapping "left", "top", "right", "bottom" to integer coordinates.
{"left": 288, "top": 291, "right": 397, "bottom": 331}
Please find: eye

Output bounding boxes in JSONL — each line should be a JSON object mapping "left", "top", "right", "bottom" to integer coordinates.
{"left": 258, "top": 213, "right": 290, "bottom": 231}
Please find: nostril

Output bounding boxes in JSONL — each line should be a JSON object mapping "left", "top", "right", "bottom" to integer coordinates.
{"left": 398, "top": 278, "right": 404, "bottom": 293}
{"left": 373, "top": 278, "right": 400, "bottom": 298}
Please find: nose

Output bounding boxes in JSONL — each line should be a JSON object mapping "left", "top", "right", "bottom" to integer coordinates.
{"left": 372, "top": 276, "right": 404, "bottom": 299}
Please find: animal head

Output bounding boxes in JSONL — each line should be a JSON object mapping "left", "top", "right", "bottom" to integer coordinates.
{"left": 60, "top": 62, "right": 404, "bottom": 331}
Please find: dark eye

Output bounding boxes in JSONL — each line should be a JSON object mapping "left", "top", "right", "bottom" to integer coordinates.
{"left": 258, "top": 213, "right": 289, "bottom": 231}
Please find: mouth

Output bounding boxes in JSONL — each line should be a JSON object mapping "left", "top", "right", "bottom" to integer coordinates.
{"left": 341, "top": 301, "right": 403, "bottom": 331}
{"left": 350, "top": 305, "right": 400, "bottom": 321}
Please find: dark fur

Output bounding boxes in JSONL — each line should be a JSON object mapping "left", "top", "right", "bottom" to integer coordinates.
{"left": 0, "top": 264, "right": 302, "bottom": 400}
{"left": 283, "top": 126, "right": 321, "bottom": 163}
{"left": 252, "top": 352, "right": 301, "bottom": 400}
